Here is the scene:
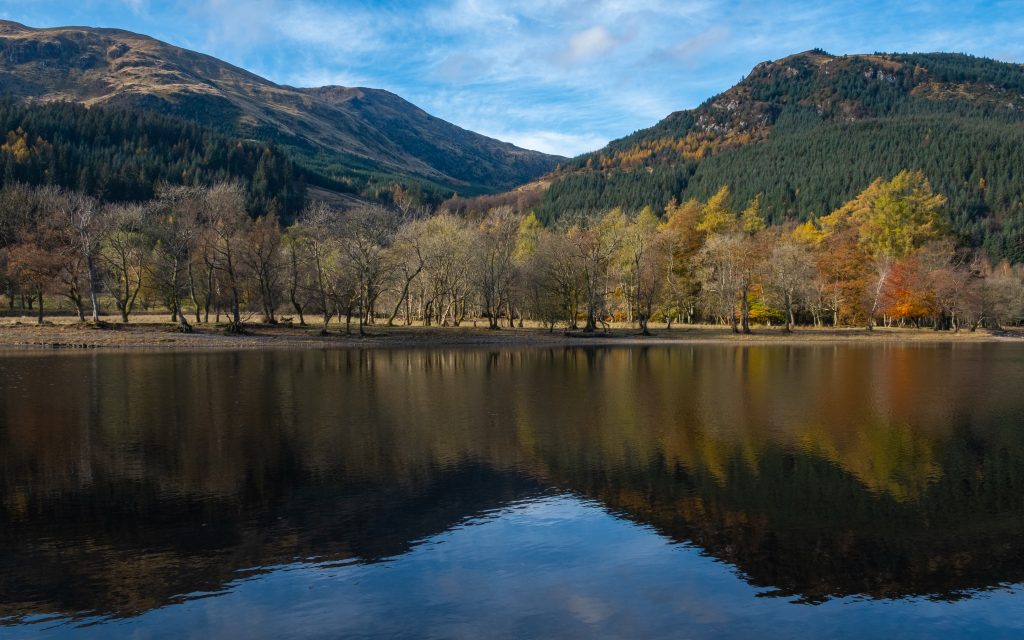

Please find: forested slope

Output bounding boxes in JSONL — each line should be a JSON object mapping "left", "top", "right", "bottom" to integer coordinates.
{"left": 0, "top": 99, "right": 307, "bottom": 218}
{"left": 527, "top": 51, "right": 1024, "bottom": 260}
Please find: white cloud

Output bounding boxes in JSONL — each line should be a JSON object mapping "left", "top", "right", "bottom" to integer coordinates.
{"left": 120, "top": 0, "right": 146, "bottom": 15}
{"left": 284, "top": 68, "right": 371, "bottom": 90}
{"left": 13, "top": 0, "right": 1024, "bottom": 156}
{"left": 484, "top": 129, "right": 608, "bottom": 157}
{"left": 434, "top": 53, "right": 493, "bottom": 83}
{"left": 562, "top": 26, "right": 620, "bottom": 65}
{"left": 667, "top": 25, "right": 731, "bottom": 62}
{"left": 274, "top": 3, "right": 386, "bottom": 53}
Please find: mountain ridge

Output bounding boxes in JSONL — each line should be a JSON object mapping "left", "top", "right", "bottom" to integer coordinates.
{"left": 0, "top": 20, "right": 563, "bottom": 196}
{"left": 572, "top": 49, "right": 1024, "bottom": 172}
{"left": 458, "top": 49, "right": 1024, "bottom": 258}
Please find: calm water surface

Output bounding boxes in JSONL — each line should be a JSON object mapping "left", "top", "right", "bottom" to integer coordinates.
{"left": 2, "top": 344, "right": 1024, "bottom": 638}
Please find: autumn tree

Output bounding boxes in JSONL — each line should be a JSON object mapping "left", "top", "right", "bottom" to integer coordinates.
{"left": 418, "top": 214, "right": 473, "bottom": 327}
{"left": 148, "top": 186, "right": 203, "bottom": 332}
{"left": 294, "top": 202, "right": 344, "bottom": 334}
{"left": 571, "top": 208, "right": 626, "bottom": 332}
{"left": 698, "top": 233, "right": 745, "bottom": 332}
{"left": 281, "top": 226, "right": 312, "bottom": 326}
{"left": 338, "top": 206, "right": 397, "bottom": 336}
{"left": 6, "top": 223, "right": 61, "bottom": 324}
{"left": 240, "top": 214, "right": 283, "bottom": 323}
{"left": 979, "top": 260, "right": 1024, "bottom": 329}
{"left": 99, "top": 204, "right": 148, "bottom": 323}
{"left": 803, "top": 221, "right": 872, "bottom": 326}
{"left": 766, "top": 230, "right": 817, "bottom": 332}
{"left": 202, "top": 182, "right": 250, "bottom": 332}
{"left": 920, "top": 242, "right": 981, "bottom": 331}
{"left": 696, "top": 187, "right": 766, "bottom": 333}
{"left": 620, "top": 206, "right": 664, "bottom": 335}
{"left": 820, "top": 170, "right": 946, "bottom": 328}
{"left": 736, "top": 195, "right": 767, "bottom": 333}
{"left": 0, "top": 185, "right": 89, "bottom": 321}
{"left": 50, "top": 190, "right": 106, "bottom": 323}
{"left": 526, "top": 225, "right": 584, "bottom": 330}
{"left": 658, "top": 198, "right": 703, "bottom": 327}
{"left": 386, "top": 218, "right": 428, "bottom": 326}
{"left": 516, "top": 214, "right": 568, "bottom": 331}
{"left": 471, "top": 206, "right": 520, "bottom": 329}
{"left": 696, "top": 186, "right": 736, "bottom": 236}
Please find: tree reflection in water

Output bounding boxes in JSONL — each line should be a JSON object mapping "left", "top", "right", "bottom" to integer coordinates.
{"left": 1, "top": 344, "right": 1023, "bottom": 628}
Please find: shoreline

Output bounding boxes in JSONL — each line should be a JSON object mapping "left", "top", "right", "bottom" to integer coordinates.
{"left": 0, "top": 318, "right": 1020, "bottom": 352}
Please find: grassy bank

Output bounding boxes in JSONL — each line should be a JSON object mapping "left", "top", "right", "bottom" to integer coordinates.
{"left": 0, "top": 315, "right": 1019, "bottom": 351}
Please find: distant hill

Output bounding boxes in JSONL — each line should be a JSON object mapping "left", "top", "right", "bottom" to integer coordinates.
{"left": 518, "top": 50, "right": 1024, "bottom": 259}
{"left": 0, "top": 20, "right": 562, "bottom": 199}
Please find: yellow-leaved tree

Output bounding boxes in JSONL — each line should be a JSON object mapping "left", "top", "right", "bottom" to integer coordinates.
{"left": 819, "top": 170, "right": 946, "bottom": 327}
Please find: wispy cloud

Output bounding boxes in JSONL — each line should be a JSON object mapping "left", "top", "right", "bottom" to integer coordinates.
{"left": 119, "top": 0, "right": 148, "bottom": 15}
{"left": 7, "top": 0, "right": 1024, "bottom": 156}
{"left": 485, "top": 130, "right": 608, "bottom": 157}
{"left": 560, "top": 26, "right": 622, "bottom": 66}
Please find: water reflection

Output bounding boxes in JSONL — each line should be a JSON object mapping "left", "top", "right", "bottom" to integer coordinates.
{"left": 1, "top": 345, "right": 1024, "bottom": 634}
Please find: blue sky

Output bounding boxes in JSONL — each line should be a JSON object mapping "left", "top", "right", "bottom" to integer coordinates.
{"left": 4, "top": 1, "right": 1024, "bottom": 157}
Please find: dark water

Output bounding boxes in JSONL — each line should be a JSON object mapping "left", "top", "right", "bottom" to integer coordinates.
{"left": 2, "top": 344, "right": 1024, "bottom": 638}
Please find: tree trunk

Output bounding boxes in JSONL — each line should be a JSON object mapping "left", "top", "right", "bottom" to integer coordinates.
{"left": 388, "top": 284, "right": 409, "bottom": 326}
{"left": 784, "top": 291, "right": 794, "bottom": 333}
{"left": 36, "top": 290, "right": 43, "bottom": 325}
{"left": 204, "top": 265, "right": 214, "bottom": 324}
{"left": 86, "top": 253, "right": 100, "bottom": 323}
{"left": 584, "top": 305, "right": 597, "bottom": 332}
{"left": 740, "top": 287, "right": 752, "bottom": 334}
{"left": 66, "top": 289, "right": 85, "bottom": 322}
{"left": 176, "top": 296, "right": 192, "bottom": 333}
{"left": 188, "top": 261, "right": 201, "bottom": 325}
{"left": 867, "top": 266, "right": 890, "bottom": 331}
{"left": 260, "top": 271, "right": 276, "bottom": 324}
{"left": 290, "top": 285, "right": 305, "bottom": 326}
{"left": 358, "top": 289, "right": 366, "bottom": 337}
{"left": 489, "top": 302, "right": 500, "bottom": 330}
{"left": 230, "top": 286, "right": 241, "bottom": 326}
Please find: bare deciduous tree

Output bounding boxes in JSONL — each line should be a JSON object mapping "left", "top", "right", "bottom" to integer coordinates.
{"left": 202, "top": 183, "right": 249, "bottom": 332}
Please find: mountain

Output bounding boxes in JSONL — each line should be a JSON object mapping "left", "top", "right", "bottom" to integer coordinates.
{"left": 512, "top": 50, "right": 1024, "bottom": 259}
{"left": 0, "top": 20, "right": 562, "bottom": 198}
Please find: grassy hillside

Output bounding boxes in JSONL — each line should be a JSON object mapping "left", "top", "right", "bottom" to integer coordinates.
{"left": 0, "top": 20, "right": 562, "bottom": 199}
